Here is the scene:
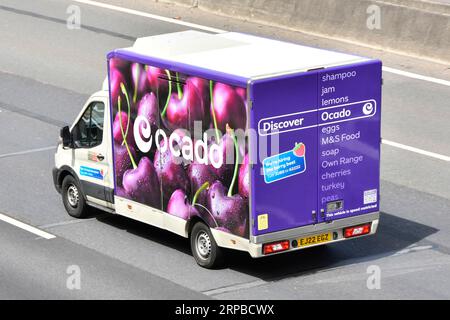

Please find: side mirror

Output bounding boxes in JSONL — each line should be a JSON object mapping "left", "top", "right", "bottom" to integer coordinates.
{"left": 60, "top": 126, "right": 71, "bottom": 147}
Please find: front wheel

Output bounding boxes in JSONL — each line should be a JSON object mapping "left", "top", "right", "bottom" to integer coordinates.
{"left": 62, "top": 175, "right": 89, "bottom": 218}
{"left": 190, "top": 222, "right": 224, "bottom": 269}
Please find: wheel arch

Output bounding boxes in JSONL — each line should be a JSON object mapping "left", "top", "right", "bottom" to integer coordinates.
{"left": 57, "top": 166, "right": 86, "bottom": 200}
{"left": 186, "top": 215, "right": 210, "bottom": 238}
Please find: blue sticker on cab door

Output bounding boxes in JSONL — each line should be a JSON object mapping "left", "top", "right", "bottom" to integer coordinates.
{"left": 80, "top": 166, "right": 104, "bottom": 180}
{"left": 263, "top": 143, "right": 306, "bottom": 184}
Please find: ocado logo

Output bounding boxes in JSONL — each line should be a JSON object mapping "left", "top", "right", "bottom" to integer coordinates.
{"left": 321, "top": 108, "right": 351, "bottom": 121}
{"left": 362, "top": 102, "right": 374, "bottom": 115}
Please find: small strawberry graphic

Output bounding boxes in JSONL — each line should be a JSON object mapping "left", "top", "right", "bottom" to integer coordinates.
{"left": 293, "top": 143, "right": 305, "bottom": 157}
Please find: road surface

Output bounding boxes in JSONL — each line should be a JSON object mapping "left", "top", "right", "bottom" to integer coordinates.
{"left": 0, "top": 0, "right": 449, "bottom": 299}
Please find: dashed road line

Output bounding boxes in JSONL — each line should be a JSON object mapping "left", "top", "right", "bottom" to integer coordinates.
{"left": 0, "top": 146, "right": 56, "bottom": 159}
{"left": 0, "top": 212, "right": 56, "bottom": 240}
{"left": 382, "top": 139, "right": 450, "bottom": 162}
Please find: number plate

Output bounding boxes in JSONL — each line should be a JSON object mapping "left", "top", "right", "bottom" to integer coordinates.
{"left": 297, "top": 232, "right": 331, "bottom": 247}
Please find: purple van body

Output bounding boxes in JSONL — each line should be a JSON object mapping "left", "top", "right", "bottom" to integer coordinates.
{"left": 108, "top": 48, "right": 381, "bottom": 239}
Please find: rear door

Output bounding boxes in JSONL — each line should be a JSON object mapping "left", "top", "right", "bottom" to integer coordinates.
{"left": 317, "top": 61, "right": 382, "bottom": 222}
{"left": 251, "top": 71, "right": 319, "bottom": 236}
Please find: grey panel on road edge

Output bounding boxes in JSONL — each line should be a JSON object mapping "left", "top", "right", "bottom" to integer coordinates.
{"left": 152, "top": 0, "right": 450, "bottom": 64}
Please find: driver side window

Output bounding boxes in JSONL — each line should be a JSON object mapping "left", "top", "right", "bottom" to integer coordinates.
{"left": 72, "top": 101, "right": 105, "bottom": 148}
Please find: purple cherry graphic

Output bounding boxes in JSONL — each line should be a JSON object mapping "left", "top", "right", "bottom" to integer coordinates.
{"left": 238, "top": 153, "right": 249, "bottom": 199}
{"left": 167, "top": 189, "right": 193, "bottom": 220}
{"left": 207, "top": 181, "right": 247, "bottom": 235}
{"left": 210, "top": 82, "right": 247, "bottom": 135}
{"left": 154, "top": 139, "right": 190, "bottom": 207}
{"left": 236, "top": 218, "right": 249, "bottom": 238}
{"left": 109, "top": 58, "right": 129, "bottom": 73}
{"left": 147, "top": 66, "right": 171, "bottom": 113}
{"left": 235, "top": 87, "right": 247, "bottom": 104}
{"left": 208, "top": 125, "right": 243, "bottom": 187}
{"left": 114, "top": 143, "right": 136, "bottom": 187}
{"left": 206, "top": 128, "right": 248, "bottom": 237}
{"left": 123, "top": 156, "right": 161, "bottom": 207}
{"left": 113, "top": 111, "right": 134, "bottom": 146}
{"left": 115, "top": 186, "right": 129, "bottom": 198}
{"left": 187, "top": 77, "right": 210, "bottom": 128}
{"left": 146, "top": 66, "right": 168, "bottom": 93}
{"left": 188, "top": 160, "right": 218, "bottom": 207}
{"left": 116, "top": 93, "right": 161, "bottom": 207}
{"left": 165, "top": 76, "right": 205, "bottom": 132}
{"left": 109, "top": 68, "right": 127, "bottom": 109}
{"left": 167, "top": 182, "right": 209, "bottom": 220}
{"left": 136, "top": 92, "right": 159, "bottom": 140}
{"left": 131, "top": 63, "right": 149, "bottom": 104}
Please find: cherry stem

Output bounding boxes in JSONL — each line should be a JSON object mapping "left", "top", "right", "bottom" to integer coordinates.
{"left": 192, "top": 181, "right": 210, "bottom": 206}
{"left": 132, "top": 64, "right": 139, "bottom": 104}
{"left": 120, "top": 83, "right": 131, "bottom": 146}
{"left": 117, "top": 96, "right": 137, "bottom": 170}
{"left": 161, "top": 69, "right": 172, "bottom": 118}
{"left": 176, "top": 72, "right": 183, "bottom": 100}
{"left": 227, "top": 128, "right": 240, "bottom": 197}
{"left": 209, "top": 80, "right": 220, "bottom": 143}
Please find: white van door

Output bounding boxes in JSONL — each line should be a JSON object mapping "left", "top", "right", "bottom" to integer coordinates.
{"left": 71, "top": 98, "right": 113, "bottom": 206}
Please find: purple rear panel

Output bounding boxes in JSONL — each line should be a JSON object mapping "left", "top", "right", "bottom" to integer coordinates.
{"left": 251, "top": 60, "right": 381, "bottom": 236}
{"left": 251, "top": 72, "right": 319, "bottom": 236}
{"left": 318, "top": 61, "right": 381, "bottom": 222}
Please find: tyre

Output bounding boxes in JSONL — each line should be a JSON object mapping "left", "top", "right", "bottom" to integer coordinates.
{"left": 61, "top": 175, "right": 89, "bottom": 218}
{"left": 190, "top": 222, "right": 224, "bottom": 269}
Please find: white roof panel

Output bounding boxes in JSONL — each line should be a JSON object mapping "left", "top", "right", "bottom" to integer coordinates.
{"left": 127, "top": 30, "right": 368, "bottom": 79}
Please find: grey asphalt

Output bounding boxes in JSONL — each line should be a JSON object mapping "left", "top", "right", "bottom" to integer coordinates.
{"left": 0, "top": 0, "right": 449, "bottom": 299}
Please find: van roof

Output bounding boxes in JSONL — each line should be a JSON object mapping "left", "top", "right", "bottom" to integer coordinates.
{"left": 118, "top": 30, "right": 369, "bottom": 81}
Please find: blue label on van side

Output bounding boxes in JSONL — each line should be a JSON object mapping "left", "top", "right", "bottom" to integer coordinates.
{"left": 263, "top": 144, "right": 306, "bottom": 184}
{"left": 80, "top": 166, "right": 104, "bottom": 180}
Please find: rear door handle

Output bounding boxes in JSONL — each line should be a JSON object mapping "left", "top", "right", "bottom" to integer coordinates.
{"left": 97, "top": 154, "right": 105, "bottom": 161}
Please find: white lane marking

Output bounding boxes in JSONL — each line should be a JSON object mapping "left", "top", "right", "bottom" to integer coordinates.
{"left": 382, "top": 139, "right": 450, "bottom": 162}
{"left": 72, "top": 0, "right": 226, "bottom": 33}
{"left": 0, "top": 212, "right": 56, "bottom": 239}
{"left": 393, "top": 244, "right": 434, "bottom": 256}
{"left": 73, "top": 0, "right": 450, "bottom": 161}
{"left": 383, "top": 67, "right": 450, "bottom": 87}
{"left": 0, "top": 146, "right": 55, "bottom": 159}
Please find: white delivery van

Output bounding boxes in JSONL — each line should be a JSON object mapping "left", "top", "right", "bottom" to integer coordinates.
{"left": 53, "top": 31, "right": 381, "bottom": 268}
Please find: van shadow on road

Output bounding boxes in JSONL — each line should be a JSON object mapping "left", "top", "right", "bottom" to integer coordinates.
{"left": 95, "top": 211, "right": 437, "bottom": 281}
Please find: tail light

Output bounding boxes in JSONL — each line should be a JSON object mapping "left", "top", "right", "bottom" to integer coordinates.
{"left": 263, "top": 240, "right": 290, "bottom": 255}
{"left": 344, "top": 223, "right": 372, "bottom": 238}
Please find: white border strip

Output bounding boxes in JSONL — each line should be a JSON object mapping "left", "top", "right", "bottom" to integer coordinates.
{"left": 382, "top": 139, "right": 450, "bottom": 162}
{"left": 382, "top": 67, "right": 450, "bottom": 87}
{"left": 0, "top": 212, "right": 56, "bottom": 239}
{"left": 72, "top": 0, "right": 226, "bottom": 33}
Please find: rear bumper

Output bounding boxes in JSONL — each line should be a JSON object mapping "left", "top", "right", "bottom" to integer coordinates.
{"left": 247, "top": 212, "right": 380, "bottom": 258}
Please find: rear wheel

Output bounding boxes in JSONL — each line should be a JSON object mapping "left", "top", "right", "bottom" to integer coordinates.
{"left": 62, "top": 175, "right": 89, "bottom": 218}
{"left": 190, "top": 222, "right": 224, "bottom": 269}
